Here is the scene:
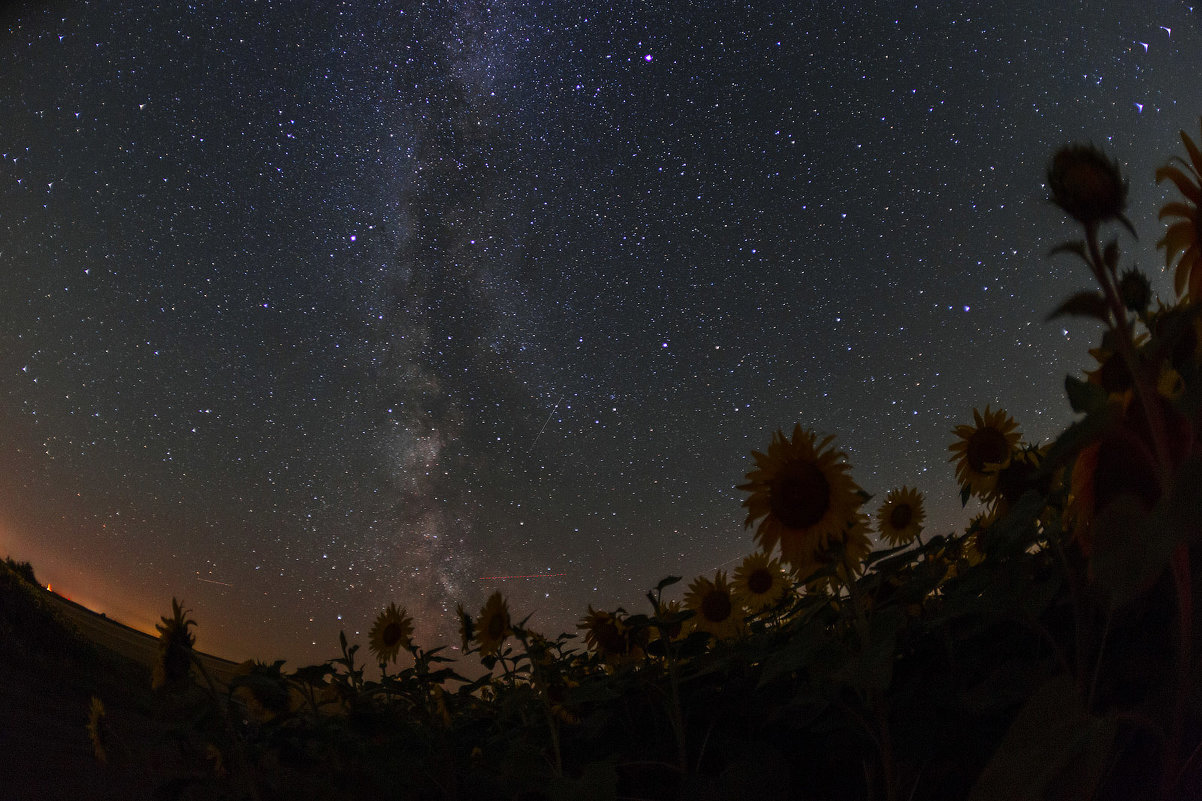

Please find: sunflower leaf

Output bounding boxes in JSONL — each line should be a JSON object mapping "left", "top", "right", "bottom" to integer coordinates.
{"left": 1046, "top": 291, "right": 1109, "bottom": 323}
{"left": 1040, "top": 405, "right": 1116, "bottom": 472}
{"left": 968, "top": 674, "right": 1115, "bottom": 801}
{"left": 655, "top": 575, "right": 682, "bottom": 592}
{"left": 1048, "top": 240, "right": 1088, "bottom": 262}
{"left": 1064, "top": 375, "right": 1107, "bottom": 414}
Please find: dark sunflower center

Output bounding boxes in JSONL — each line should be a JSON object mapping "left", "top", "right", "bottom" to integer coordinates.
{"left": 701, "top": 590, "right": 732, "bottom": 622}
{"left": 769, "top": 459, "right": 831, "bottom": 529}
{"left": 966, "top": 427, "right": 1009, "bottom": 473}
{"left": 485, "top": 614, "right": 507, "bottom": 640}
{"left": 747, "top": 567, "right": 773, "bottom": 595}
{"left": 382, "top": 621, "right": 404, "bottom": 646}
{"left": 1098, "top": 352, "right": 1133, "bottom": 394}
{"left": 594, "top": 620, "right": 626, "bottom": 654}
{"left": 889, "top": 503, "right": 913, "bottom": 530}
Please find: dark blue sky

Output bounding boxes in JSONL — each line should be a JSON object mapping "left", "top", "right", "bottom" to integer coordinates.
{"left": 2, "top": 1, "right": 1200, "bottom": 664}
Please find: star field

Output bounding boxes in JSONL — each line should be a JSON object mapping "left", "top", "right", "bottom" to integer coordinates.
{"left": 2, "top": 2, "right": 1201, "bottom": 664}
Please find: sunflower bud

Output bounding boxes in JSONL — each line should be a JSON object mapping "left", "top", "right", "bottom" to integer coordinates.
{"left": 1118, "top": 269, "right": 1151, "bottom": 313}
{"left": 1048, "top": 144, "right": 1128, "bottom": 226}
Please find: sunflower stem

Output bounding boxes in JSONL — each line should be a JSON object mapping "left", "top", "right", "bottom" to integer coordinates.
{"left": 1084, "top": 222, "right": 1173, "bottom": 488}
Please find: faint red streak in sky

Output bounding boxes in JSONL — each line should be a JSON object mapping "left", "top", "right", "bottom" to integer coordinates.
{"left": 478, "top": 573, "right": 566, "bottom": 580}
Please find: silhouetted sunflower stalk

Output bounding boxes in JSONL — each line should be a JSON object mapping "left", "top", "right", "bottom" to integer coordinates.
{"left": 1050, "top": 137, "right": 1202, "bottom": 800}
{"left": 1047, "top": 143, "right": 1173, "bottom": 480}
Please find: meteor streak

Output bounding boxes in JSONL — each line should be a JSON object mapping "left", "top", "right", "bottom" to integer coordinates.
{"left": 529, "top": 395, "right": 564, "bottom": 450}
{"left": 196, "top": 576, "right": 233, "bottom": 587}
{"left": 479, "top": 573, "right": 566, "bottom": 580}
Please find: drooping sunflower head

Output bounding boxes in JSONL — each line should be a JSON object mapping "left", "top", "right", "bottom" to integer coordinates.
{"left": 684, "top": 571, "right": 743, "bottom": 641}
{"left": 368, "top": 602, "right": 414, "bottom": 666}
{"left": 1048, "top": 142, "right": 1129, "bottom": 227}
{"left": 475, "top": 591, "right": 513, "bottom": 657}
{"left": 1157, "top": 118, "right": 1202, "bottom": 301}
{"left": 733, "top": 551, "right": 789, "bottom": 613}
{"left": 739, "top": 424, "right": 864, "bottom": 572}
{"left": 948, "top": 406, "right": 1022, "bottom": 498}
{"left": 876, "top": 487, "right": 925, "bottom": 547}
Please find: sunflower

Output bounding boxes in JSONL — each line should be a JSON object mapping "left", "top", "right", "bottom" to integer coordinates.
{"left": 475, "top": 591, "right": 513, "bottom": 657}
{"left": 368, "top": 603, "right": 414, "bottom": 665}
{"left": 948, "top": 407, "right": 1022, "bottom": 498}
{"left": 684, "top": 571, "right": 743, "bottom": 640}
{"left": 153, "top": 597, "right": 196, "bottom": 689}
{"left": 648, "top": 599, "right": 687, "bottom": 644}
{"left": 1048, "top": 142, "right": 1129, "bottom": 227}
{"left": 1083, "top": 329, "right": 1151, "bottom": 405}
{"left": 984, "top": 444, "right": 1054, "bottom": 519}
{"left": 578, "top": 606, "right": 642, "bottom": 663}
{"left": 875, "top": 487, "right": 925, "bottom": 547}
{"left": 739, "top": 424, "right": 864, "bottom": 572}
{"left": 1157, "top": 118, "right": 1202, "bottom": 301}
{"left": 86, "top": 696, "right": 107, "bottom": 764}
{"left": 732, "top": 551, "right": 789, "bottom": 613}
{"left": 818, "top": 514, "right": 875, "bottom": 591}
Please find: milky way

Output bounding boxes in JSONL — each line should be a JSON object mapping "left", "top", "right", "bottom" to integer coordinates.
{"left": 2, "top": 2, "right": 1200, "bottom": 664}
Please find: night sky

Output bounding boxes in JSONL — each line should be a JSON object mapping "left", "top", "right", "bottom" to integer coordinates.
{"left": 3, "top": 2, "right": 1201, "bottom": 666}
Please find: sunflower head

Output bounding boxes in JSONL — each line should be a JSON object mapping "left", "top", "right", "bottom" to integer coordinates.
{"left": 684, "top": 571, "right": 744, "bottom": 640}
{"left": 368, "top": 603, "right": 414, "bottom": 665}
{"left": 475, "top": 591, "right": 513, "bottom": 657}
{"left": 1048, "top": 143, "right": 1129, "bottom": 227}
{"left": 1157, "top": 305, "right": 1202, "bottom": 371}
{"left": 739, "top": 424, "right": 864, "bottom": 572}
{"left": 1118, "top": 268, "right": 1152, "bottom": 314}
{"left": 1085, "top": 344, "right": 1136, "bottom": 399}
{"left": 578, "top": 606, "right": 643, "bottom": 663}
{"left": 948, "top": 406, "right": 1022, "bottom": 498}
{"left": 984, "top": 445, "right": 1052, "bottom": 519}
{"left": 808, "top": 514, "right": 875, "bottom": 594}
{"left": 733, "top": 551, "right": 789, "bottom": 613}
{"left": 1157, "top": 118, "right": 1202, "bottom": 301}
{"left": 875, "top": 487, "right": 925, "bottom": 547}
{"left": 649, "top": 599, "right": 688, "bottom": 644}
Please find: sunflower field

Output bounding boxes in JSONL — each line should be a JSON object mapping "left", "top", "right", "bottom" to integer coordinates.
{"left": 71, "top": 121, "right": 1202, "bottom": 800}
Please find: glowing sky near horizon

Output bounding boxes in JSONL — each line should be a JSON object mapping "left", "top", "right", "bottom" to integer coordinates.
{"left": 2, "top": 2, "right": 1200, "bottom": 665}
